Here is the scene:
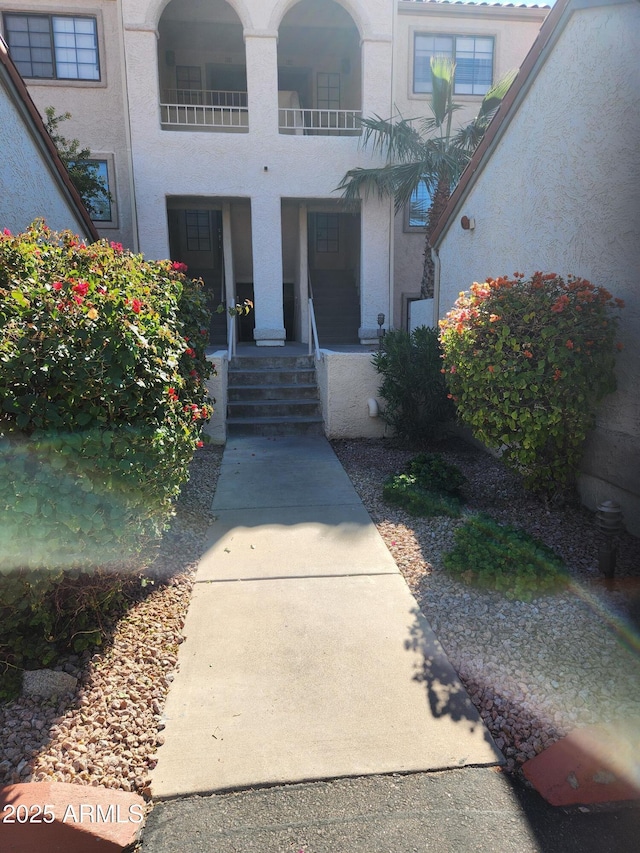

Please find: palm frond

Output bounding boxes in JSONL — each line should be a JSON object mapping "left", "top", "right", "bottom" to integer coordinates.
{"left": 430, "top": 55, "right": 457, "bottom": 129}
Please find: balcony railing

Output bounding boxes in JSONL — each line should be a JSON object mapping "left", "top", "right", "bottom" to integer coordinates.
{"left": 160, "top": 89, "right": 248, "bottom": 131}
{"left": 279, "top": 108, "right": 361, "bottom": 136}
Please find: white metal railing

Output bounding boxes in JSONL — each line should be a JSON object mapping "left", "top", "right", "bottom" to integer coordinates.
{"left": 161, "top": 89, "right": 248, "bottom": 130}
{"left": 163, "top": 89, "right": 248, "bottom": 107}
{"left": 227, "top": 311, "right": 236, "bottom": 360}
{"left": 279, "top": 108, "right": 361, "bottom": 136}
{"left": 308, "top": 297, "right": 320, "bottom": 360}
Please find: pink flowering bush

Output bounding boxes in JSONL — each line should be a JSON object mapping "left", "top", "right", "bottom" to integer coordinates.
{"left": 439, "top": 272, "right": 622, "bottom": 497}
{"left": 0, "top": 222, "right": 216, "bottom": 677}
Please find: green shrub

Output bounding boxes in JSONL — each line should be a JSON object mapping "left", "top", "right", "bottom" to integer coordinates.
{"left": 406, "top": 452, "right": 466, "bottom": 496}
{"left": 372, "top": 326, "right": 454, "bottom": 445}
{"left": 443, "top": 514, "right": 569, "bottom": 601}
{"left": 0, "top": 221, "right": 217, "bottom": 684}
{"left": 383, "top": 473, "right": 462, "bottom": 517}
{"left": 439, "top": 272, "right": 622, "bottom": 497}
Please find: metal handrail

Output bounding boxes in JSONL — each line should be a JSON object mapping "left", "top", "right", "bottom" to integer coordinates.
{"left": 308, "top": 298, "right": 320, "bottom": 360}
{"left": 227, "top": 311, "right": 236, "bottom": 360}
{"left": 279, "top": 108, "right": 361, "bottom": 135}
{"left": 160, "top": 101, "right": 248, "bottom": 129}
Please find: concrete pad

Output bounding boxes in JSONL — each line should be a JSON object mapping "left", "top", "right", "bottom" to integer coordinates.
{"left": 0, "top": 782, "right": 145, "bottom": 852}
{"left": 197, "top": 505, "right": 399, "bottom": 580}
{"left": 212, "top": 436, "right": 361, "bottom": 510}
{"left": 522, "top": 722, "right": 640, "bottom": 806}
{"left": 151, "top": 574, "right": 501, "bottom": 799}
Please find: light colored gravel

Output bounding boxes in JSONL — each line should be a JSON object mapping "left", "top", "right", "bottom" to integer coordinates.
{"left": 331, "top": 438, "right": 640, "bottom": 773}
{"left": 0, "top": 446, "right": 222, "bottom": 794}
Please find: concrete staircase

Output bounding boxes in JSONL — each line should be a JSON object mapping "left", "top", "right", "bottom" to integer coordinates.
{"left": 227, "top": 354, "right": 324, "bottom": 436}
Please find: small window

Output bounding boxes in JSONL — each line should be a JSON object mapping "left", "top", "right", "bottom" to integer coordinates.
{"left": 87, "top": 160, "right": 112, "bottom": 222}
{"left": 317, "top": 72, "right": 340, "bottom": 110}
{"left": 3, "top": 13, "right": 99, "bottom": 80}
{"left": 185, "top": 210, "right": 211, "bottom": 252}
{"left": 176, "top": 65, "right": 202, "bottom": 104}
{"left": 414, "top": 33, "right": 493, "bottom": 96}
{"left": 405, "top": 182, "right": 432, "bottom": 231}
{"left": 315, "top": 213, "right": 339, "bottom": 253}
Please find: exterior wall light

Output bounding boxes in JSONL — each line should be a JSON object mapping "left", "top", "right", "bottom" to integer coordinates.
{"left": 461, "top": 216, "right": 475, "bottom": 230}
{"left": 377, "top": 313, "right": 385, "bottom": 351}
{"left": 595, "top": 500, "right": 625, "bottom": 582}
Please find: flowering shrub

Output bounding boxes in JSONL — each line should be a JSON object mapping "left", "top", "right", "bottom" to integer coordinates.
{"left": 439, "top": 272, "right": 622, "bottom": 496}
{"left": 0, "top": 221, "right": 218, "bottom": 677}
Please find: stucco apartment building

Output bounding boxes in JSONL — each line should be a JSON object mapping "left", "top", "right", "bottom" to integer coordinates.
{"left": 0, "top": 0, "right": 548, "bottom": 350}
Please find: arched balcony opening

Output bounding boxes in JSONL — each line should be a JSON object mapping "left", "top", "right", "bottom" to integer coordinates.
{"left": 277, "top": 0, "right": 361, "bottom": 136}
{"left": 158, "top": 0, "right": 248, "bottom": 132}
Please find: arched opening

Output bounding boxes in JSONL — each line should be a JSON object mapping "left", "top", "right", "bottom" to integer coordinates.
{"left": 277, "top": 0, "right": 361, "bottom": 136}
{"left": 158, "top": 0, "right": 248, "bottom": 131}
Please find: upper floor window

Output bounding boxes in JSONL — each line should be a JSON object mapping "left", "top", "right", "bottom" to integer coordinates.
{"left": 3, "top": 13, "right": 99, "bottom": 80}
{"left": 405, "top": 182, "right": 432, "bottom": 231}
{"left": 414, "top": 34, "right": 493, "bottom": 96}
{"left": 87, "top": 160, "right": 112, "bottom": 222}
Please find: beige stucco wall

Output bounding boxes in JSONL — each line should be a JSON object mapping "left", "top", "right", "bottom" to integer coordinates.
{"left": 0, "top": 75, "right": 93, "bottom": 236}
{"left": 435, "top": 1, "right": 640, "bottom": 533}
{"left": 316, "top": 351, "right": 387, "bottom": 439}
{"left": 203, "top": 352, "right": 228, "bottom": 445}
{"left": 392, "top": 2, "right": 547, "bottom": 327}
{"left": 1, "top": 0, "right": 137, "bottom": 248}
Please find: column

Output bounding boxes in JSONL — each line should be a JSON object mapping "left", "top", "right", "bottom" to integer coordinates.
{"left": 251, "top": 194, "right": 285, "bottom": 346}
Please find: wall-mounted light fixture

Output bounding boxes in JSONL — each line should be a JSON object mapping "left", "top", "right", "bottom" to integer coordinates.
{"left": 461, "top": 216, "right": 475, "bottom": 231}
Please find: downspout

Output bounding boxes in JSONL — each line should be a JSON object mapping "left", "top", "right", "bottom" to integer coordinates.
{"left": 432, "top": 246, "right": 441, "bottom": 327}
{"left": 387, "top": 0, "right": 396, "bottom": 330}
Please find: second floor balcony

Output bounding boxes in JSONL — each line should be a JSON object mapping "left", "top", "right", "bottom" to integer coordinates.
{"left": 158, "top": 0, "right": 362, "bottom": 137}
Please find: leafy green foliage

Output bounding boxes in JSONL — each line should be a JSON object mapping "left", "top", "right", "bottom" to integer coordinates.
{"left": 443, "top": 514, "right": 569, "bottom": 601}
{"left": 382, "top": 452, "right": 465, "bottom": 518}
{"left": 0, "top": 221, "right": 225, "bottom": 691}
{"left": 44, "top": 108, "right": 111, "bottom": 217}
{"left": 406, "top": 452, "right": 466, "bottom": 496}
{"left": 372, "top": 326, "right": 454, "bottom": 445}
{"left": 439, "top": 272, "right": 622, "bottom": 497}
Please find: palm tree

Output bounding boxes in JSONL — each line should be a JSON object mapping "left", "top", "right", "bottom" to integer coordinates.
{"left": 337, "top": 57, "right": 516, "bottom": 298}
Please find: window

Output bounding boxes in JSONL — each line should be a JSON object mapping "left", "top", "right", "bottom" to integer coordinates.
{"left": 87, "top": 160, "right": 111, "bottom": 222}
{"left": 406, "top": 182, "right": 432, "bottom": 230}
{"left": 176, "top": 66, "right": 202, "bottom": 104}
{"left": 185, "top": 210, "right": 212, "bottom": 252}
{"left": 317, "top": 73, "right": 340, "bottom": 110}
{"left": 315, "top": 213, "right": 339, "bottom": 253}
{"left": 3, "top": 14, "right": 99, "bottom": 80}
{"left": 414, "top": 34, "right": 493, "bottom": 96}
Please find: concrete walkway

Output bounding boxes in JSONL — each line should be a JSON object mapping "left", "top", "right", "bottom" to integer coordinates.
{"left": 150, "top": 436, "right": 501, "bottom": 800}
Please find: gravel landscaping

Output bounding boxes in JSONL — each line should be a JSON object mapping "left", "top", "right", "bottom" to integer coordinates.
{"left": 1, "top": 437, "right": 639, "bottom": 791}
{"left": 332, "top": 438, "right": 640, "bottom": 773}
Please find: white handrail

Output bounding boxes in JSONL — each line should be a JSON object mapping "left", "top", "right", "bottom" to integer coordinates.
{"left": 279, "top": 108, "right": 361, "bottom": 135}
{"left": 227, "top": 311, "right": 236, "bottom": 361}
{"left": 308, "top": 297, "right": 320, "bottom": 361}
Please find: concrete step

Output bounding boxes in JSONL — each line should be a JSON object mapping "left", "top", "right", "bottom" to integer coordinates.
{"left": 228, "top": 399, "right": 322, "bottom": 419}
{"left": 227, "top": 416, "right": 325, "bottom": 437}
{"left": 228, "top": 368, "right": 317, "bottom": 386}
{"left": 230, "top": 355, "right": 315, "bottom": 370}
{"left": 228, "top": 384, "right": 318, "bottom": 402}
{"left": 227, "top": 354, "right": 323, "bottom": 437}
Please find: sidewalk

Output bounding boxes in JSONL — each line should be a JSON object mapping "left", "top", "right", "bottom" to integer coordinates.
{"left": 149, "top": 435, "right": 501, "bottom": 799}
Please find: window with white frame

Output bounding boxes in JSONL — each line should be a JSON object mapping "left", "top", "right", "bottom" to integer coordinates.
{"left": 87, "top": 160, "right": 112, "bottom": 222}
{"left": 405, "top": 182, "right": 432, "bottom": 231}
{"left": 3, "top": 13, "right": 99, "bottom": 80}
{"left": 414, "top": 34, "right": 493, "bottom": 96}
